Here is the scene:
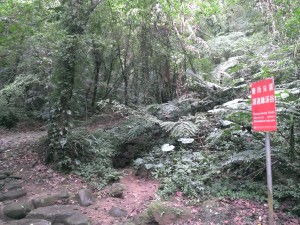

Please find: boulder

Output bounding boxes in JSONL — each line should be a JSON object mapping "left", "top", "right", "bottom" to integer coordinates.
{"left": 135, "top": 165, "right": 150, "bottom": 179}
{"left": 0, "top": 174, "right": 7, "bottom": 180}
{"left": 3, "top": 201, "right": 34, "bottom": 219}
{"left": 76, "top": 189, "right": 95, "bottom": 207}
{"left": 146, "top": 103, "right": 180, "bottom": 121}
{"left": 198, "top": 199, "right": 233, "bottom": 224}
{"left": 0, "top": 180, "right": 4, "bottom": 190}
{"left": 57, "top": 190, "right": 70, "bottom": 198}
{"left": 32, "top": 191, "right": 70, "bottom": 208}
{"left": 134, "top": 201, "right": 192, "bottom": 225}
{"left": 109, "top": 183, "right": 124, "bottom": 198}
{"left": 1, "top": 219, "right": 51, "bottom": 225}
{"left": 64, "top": 213, "right": 92, "bottom": 225}
{"left": 4, "top": 181, "right": 22, "bottom": 191}
{"left": 9, "top": 175, "right": 22, "bottom": 180}
{"left": 116, "top": 222, "right": 135, "bottom": 225}
{"left": 0, "top": 170, "right": 14, "bottom": 176}
{"left": 32, "top": 195, "right": 60, "bottom": 209}
{"left": 26, "top": 205, "right": 79, "bottom": 223}
{"left": 108, "top": 207, "right": 127, "bottom": 217}
{"left": 0, "top": 189, "right": 27, "bottom": 201}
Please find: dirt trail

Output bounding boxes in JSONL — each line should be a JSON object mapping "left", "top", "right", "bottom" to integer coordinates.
{"left": 82, "top": 169, "right": 159, "bottom": 224}
{"left": 0, "top": 128, "right": 160, "bottom": 225}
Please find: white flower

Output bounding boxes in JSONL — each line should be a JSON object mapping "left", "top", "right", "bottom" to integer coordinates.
{"left": 178, "top": 138, "right": 194, "bottom": 144}
{"left": 161, "top": 144, "right": 175, "bottom": 152}
{"left": 280, "top": 92, "right": 289, "bottom": 99}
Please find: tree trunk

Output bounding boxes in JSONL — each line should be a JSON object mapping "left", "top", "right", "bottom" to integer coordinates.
{"left": 47, "top": 0, "right": 102, "bottom": 163}
{"left": 140, "top": 24, "right": 150, "bottom": 104}
{"left": 91, "top": 42, "right": 102, "bottom": 111}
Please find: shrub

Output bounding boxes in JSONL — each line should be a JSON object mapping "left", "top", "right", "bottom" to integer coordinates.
{"left": 0, "top": 96, "right": 18, "bottom": 128}
{"left": 41, "top": 130, "right": 92, "bottom": 171}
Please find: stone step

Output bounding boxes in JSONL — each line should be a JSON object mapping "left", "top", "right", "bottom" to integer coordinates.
{"left": 26, "top": 205, "right": 91, "bottom": 225}
{"left": 0, "top": 189, "right": 27, "bottom": 202}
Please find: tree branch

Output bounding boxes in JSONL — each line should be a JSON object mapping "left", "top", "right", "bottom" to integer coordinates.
{"left": 90, "top": 0, "right": 103, "bottom": 14}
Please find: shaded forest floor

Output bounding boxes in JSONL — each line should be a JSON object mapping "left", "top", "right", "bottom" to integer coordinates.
{"left": 0, "top": 121, "right": 299, "bottom": 225}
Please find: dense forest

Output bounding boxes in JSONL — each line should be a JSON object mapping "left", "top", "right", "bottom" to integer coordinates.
{"left": 0, "top": 0, "right": 300, "bottom": 224}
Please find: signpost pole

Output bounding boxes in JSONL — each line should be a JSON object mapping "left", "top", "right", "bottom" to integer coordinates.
{"left": 265, "top": 132, "right": 274, "bottom": 225}
{"left": 251, "top": 78, "right": 276, "bottom": 224}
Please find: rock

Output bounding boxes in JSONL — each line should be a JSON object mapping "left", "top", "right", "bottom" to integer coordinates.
{"left": 109, "top": 183, "right": 124, "bottom": 198}
{"left": 64, "top": 213, "right": 92, "bottom": 225}
{"left": 26, "top": 205, "right": 79, "bottom": 223}
{"left": 0, "top": 180, "right": 4, "bottom": 190}
{"left": 146, "top": 103, "right": 180, "bottom": 121}
{"left": 198, "top": 199, "right": 232, "bottom": 224}
{"left": 222, "top": 98, "right": 249, "bottom": 110}
{"left": 3, "top": 201, "right": 34, "bottom": 219}
{"left": 0, "top": 170, "right": 14, "bottom": 176}
{"left": 212, "top": 56, "right": 243, "bottom": 84}
{"left": 32, "top": 195, "right": 59, "bottom": 208}
{"left": 0, "top": 188, "right": 27, "bottom": 201}
{"left": 116, "top": 222, "right": 135, "bottom": 225}
{"left": 57, "top": 190, "right": 70, "bottom": 198}
{"left": 76, "top": 189, "right": 95, "bottom": 207}
{"left": 1, "top": 219, "right": 51, "bottom": 225}
{"left": 10, "top": 175, "right": 22, "bottom": 180}
{"left": 0, "top": 193, "right": 5, "bottom": 201}
{"left": 0, "top": 174, "right": 7, "bottom": 180}
{"left": 4, "top": 181, "right": 22, "bottom": 190}
{"left": 135, "top": 166, "right": 150, "bottom": 179}
{"left": 32, "top": 191, "right": 69, "bottom": 208}
{"left": 108, "top": 207, "right": 127, "bottom": 217}
{"left": 134, "top": 201, "right": 192, "bottom": 225}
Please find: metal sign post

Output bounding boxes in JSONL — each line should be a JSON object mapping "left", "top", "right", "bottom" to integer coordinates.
{"left": 265, "top": 132, "right": 274, "bottom": 225}
{"left": 251, "top": 78, "right": 277, "bottom": 225}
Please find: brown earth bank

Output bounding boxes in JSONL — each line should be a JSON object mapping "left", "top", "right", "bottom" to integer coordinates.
{"left": 0, "top": 125, "right": 299, "bottom": 225}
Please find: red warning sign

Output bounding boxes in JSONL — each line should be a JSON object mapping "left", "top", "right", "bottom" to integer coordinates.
{"left": 251, "top": 78, "right": 277, "bottom": 132}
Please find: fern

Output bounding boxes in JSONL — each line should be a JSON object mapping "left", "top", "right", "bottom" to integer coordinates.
{"left": 161, "top": 120, "right": 199, "bottom": 138}
{"left": 222, "top": 149, "right": 264, "bottom": 166}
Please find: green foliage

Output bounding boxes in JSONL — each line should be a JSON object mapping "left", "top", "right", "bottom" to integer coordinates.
{"left": 274, "top": 0, "right": 300, "bottom": 40}
{"left": 135, "top": 146, "right": 220, "bottom": 198}
{"left": 43, "top": 130, "right": 92, "bottom": 171}
{"left": 207, "top": 180, "right": 267, "bottom": 202}
{"left": 160, "top": 120, "right": 199, "bottom": 138}
{"left": 228, "top": 62, "right": 246, "bottom": 74}
{"left": 0, "top": 74, "right": 46, "bottom": 118}
{"left": 222, "top": 149, "right": 264, "bottom": 166}
{"left": 274, "top": 179, "right": 300, "bottom": 203}
{"left": 1, "top": 0, "right": 300, "bottom": 217}
{"left": 71, "top": 114, "right": 163, "bottom": 188}
{"left": 0, "top": 111, "right": 18, "bottom": 129}
{"left": 43, "top": 124, "right": 123, "bottom": 186}
{"left": 74, "top": 158, "right": 121, "bottom": 190}
{"left": 97, "top": 99, "right": 130, "bottom": 117}
{"left": 197, "top": 58, "right": 214, "bottom": 74}
{"left": 41, "top": 127, "right": 122, "bottom": 189}
{"left": 0, "top": 96, "right": 18, "bottom": 128}
{"left": 200, "top": 84, "right": 300, "bottom": 215}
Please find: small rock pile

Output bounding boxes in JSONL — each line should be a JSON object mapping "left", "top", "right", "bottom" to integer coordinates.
{"left": 0, "top": 170, "right": 92, "bottom": 225}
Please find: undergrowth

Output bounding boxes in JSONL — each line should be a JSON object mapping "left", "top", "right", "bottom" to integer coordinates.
{"left": 39, "top": 93, "right": 300, "bottom": 216}
{"left": 133, "top": 98, "right": 300, "bottom": 216}
{"left": 0, "top": 96, "right": 19, "bottom": 128}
